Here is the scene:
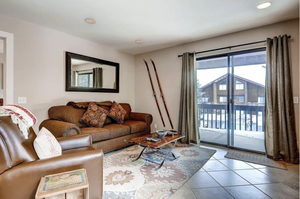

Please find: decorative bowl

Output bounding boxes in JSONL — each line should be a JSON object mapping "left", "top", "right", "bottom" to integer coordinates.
{"left": 156, "top": 130, "right": 167, "bottom": 138}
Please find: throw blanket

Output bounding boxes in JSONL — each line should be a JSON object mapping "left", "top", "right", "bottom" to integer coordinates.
{"left": 67, "top": 101, "right": 113, "bottom": 109}
{"left": 0, "top": 105, "right": 37, "bottom": 139}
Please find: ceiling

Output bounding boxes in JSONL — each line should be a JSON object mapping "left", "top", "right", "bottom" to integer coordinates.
{"left": 0, "top": 0, "right": 298, "bottom": 55}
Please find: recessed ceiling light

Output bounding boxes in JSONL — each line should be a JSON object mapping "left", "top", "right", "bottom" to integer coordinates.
{"left": 84, "top": 18, "right": 96, "bottom": 24}
{"left": 257, "top": 2, "right": 272, "bottom": 9}
{"left": 135, "top": 40, "right": 144, "bottom": 44}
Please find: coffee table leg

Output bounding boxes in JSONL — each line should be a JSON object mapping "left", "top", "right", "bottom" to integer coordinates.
{"left": 170, "top": 140, "right": 179, "bottom": 159}
{"left": 133, "top": 145, "right": 148, "bottom": 162}
{"left": 155, "top": 157, "right": 166, "bottom": 170}
{"left": 154, "top": 140, "right": 179, "bottom": 170}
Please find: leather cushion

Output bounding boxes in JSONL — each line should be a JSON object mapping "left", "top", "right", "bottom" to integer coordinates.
{"left": 48, "top": 106, "right": 87, "bottom": 128}
{"left": 102, "top": 124, "right": 130, "bottom": 139}
{"left": 66, "top": 101, "right": 113, "bottom": 109}
{"left": 81, "top": 127, "right": 110, "bottom": 142}
{"left": 123, "top": 120, "right": 147, "bottom": 134}
{"left": 80, "top": 103, "right": 109, "bottom": 127}
{"left": 108, "top": 101, "right": 126, "bottom": 124}
{"left": 119, "top": 103, "right": 131, "bottom": 120}
{"left": 0, "top": 117, "right": 38, "bottom": 174}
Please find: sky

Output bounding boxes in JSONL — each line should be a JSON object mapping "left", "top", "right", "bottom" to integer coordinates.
{"left": 197, "top": 64, "right": 266, "bottom": 87}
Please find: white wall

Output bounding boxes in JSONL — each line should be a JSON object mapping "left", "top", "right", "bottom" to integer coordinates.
{"left": 135, "top": 19, "right": 299, "bottom": 144}
{"left": 0, "top": 14, "right": 136, "bottom": 131}
{"left": 0, "top": 39, "right": 4, "bottom": 98}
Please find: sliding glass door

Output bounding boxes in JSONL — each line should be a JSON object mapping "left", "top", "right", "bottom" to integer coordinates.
{"left": 197, "top": 49, "right": 266, "bottom": 153}
{"left": 197, "top": 56, "right": 229, "bottom": 146}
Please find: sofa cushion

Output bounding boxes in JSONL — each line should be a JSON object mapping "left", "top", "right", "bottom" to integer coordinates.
{"left": 67, "top": 101, "right": 113, "bottom": 109}
{"left": 123, "top": 120, "right": 147, "bottom": 134}
{"left": 80, "top": 103, "right": 109, "bottom": 127}
{"left": 119, "top": 103, "right": 131, "bottom": 120}
{"left": 48, "top": 106, "right": 87, "bottom": 128}
{"left": 108, "top": 101, "right": 126, "bottom": 124}
{"left": 81, "top": 127, "right": 110, "bottom": 142}
{"left": 102, "top": 124, "right": 130, "bottom": 139}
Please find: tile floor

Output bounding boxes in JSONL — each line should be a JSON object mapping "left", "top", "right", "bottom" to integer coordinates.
{"left": 171, "top": 143, "right": 299, "bottom": 199}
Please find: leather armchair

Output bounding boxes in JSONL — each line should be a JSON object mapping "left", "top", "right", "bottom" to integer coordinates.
{"left": 0, "top": 116, "right": 103, "bottom": 199}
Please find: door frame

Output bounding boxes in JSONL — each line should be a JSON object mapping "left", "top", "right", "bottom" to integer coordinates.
{"left": 0, "top": 30, "right": 14, "bottom": 104}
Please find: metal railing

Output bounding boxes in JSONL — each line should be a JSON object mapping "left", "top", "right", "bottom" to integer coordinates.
{"left": 197, "top": 103, "right": 265, "bottom": 132}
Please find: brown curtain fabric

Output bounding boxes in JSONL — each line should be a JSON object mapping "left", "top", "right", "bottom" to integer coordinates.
{"left": 178, "top": 52, "right": 199, "bottom": 144}
{"left": 265, "top": 34, "right": 299, "bottom": 164}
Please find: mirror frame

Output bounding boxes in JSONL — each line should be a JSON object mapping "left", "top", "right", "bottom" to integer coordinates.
{"left": 65, "top": 52, "right": 119, "bottom": 93}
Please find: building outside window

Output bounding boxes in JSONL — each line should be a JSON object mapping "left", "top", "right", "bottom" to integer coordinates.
{"left": 235, "top": 96, "right": 245, "bottom": 103}
{"left": 219, "top": 84, "right": 226, "bottom": 90}
{"left": 236, "top": 80, "right": 244, "bottom": 90}
{"left": 219, "top": 96, "right": 227, "bottom": 103}
{"left": 258, "top": 96, "right": 265, "bottom": 104}
{"left": 202, "top": 97, "right": 209, "bottom": 103}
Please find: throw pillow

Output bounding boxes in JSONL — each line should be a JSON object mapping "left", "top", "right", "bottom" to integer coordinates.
{"left": 80, "top": 102, "right": 109, "bottom": 127}
{"left": 108, "top": 101, "right": 127, "bottom": 124}
{"left": 33, "top": 127, "right": 62, "bottom": 159}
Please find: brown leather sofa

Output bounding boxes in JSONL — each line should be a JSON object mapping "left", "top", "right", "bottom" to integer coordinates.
{"left": 0, "top": 116, "right": 103, "bottom": 199}
{"left": 39, "top": 102, "right": 153, "bottom": 153}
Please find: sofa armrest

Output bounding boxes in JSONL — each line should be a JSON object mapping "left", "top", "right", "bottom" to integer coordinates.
{"left": 0, "top": 148, "right": 103, "bottom": 199}
{"left": 130, "top": 112, "right": 153, "bottom": 124}
{"left": 57, "top": 134, "right": 92, "bottom": 150}
{"left": 39, "top": 119, "right": 81, "bottom": 138}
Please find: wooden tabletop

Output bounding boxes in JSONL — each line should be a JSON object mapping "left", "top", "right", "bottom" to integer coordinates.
{"left": 35, "top": 169, "right": 88, "bottom": 199}
{"left": 127, "top": 133, "right": 184, "bottom": 148}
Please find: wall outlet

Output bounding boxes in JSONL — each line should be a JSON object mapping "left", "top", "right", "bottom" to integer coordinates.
{"left": 154, "top": 123, "right": 157, "bottom": 129}
{"left": 293, "top": 96, "right": 299, "bottom": 104}
{"left": 18, "top": 97, "right": 27, "bottom": 104}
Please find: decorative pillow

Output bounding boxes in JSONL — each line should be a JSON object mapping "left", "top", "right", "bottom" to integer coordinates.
{"left": 80, "top": 102, "right": 109, "bottom": 127}
{"left": 33, "top": 127, "right": 62, "bottom": 159}
{"left": 108, "top": 101, "right": 127, "bottom": 124}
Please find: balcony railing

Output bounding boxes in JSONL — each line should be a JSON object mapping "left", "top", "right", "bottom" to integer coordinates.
{"left": 197, "top": 103, "right": 265, "bottom": 132}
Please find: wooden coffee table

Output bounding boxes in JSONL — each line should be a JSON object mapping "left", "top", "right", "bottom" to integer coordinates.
{"left": 125, "top": 133, "right": 185, "bottom": 170}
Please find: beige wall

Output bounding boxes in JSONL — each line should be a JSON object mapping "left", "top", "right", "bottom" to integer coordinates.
{"left": 0, "top": 14, "right": 136, "bottom": 131}
{"left": 135, "top": 19, "right": 299, "bottom": 145}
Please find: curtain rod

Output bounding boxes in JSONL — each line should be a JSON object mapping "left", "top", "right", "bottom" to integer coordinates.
{"left": 178, "top": 35, "right": 291, "bottom": 58}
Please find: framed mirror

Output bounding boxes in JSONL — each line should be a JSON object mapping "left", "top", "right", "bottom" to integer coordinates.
{"left": 66, "top": 52, "right": 119, "bottom": 93}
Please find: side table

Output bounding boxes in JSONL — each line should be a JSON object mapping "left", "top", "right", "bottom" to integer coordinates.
{"left": 35, "top": 168, "right": 89, "bottom": 199}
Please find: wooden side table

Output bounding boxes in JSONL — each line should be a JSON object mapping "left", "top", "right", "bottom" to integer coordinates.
{"left": 35, "top": 169, "right": 89, "bottom": 199}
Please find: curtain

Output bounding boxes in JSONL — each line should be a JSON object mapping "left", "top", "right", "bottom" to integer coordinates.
{"left": 178, "top": 52, "right": 199, "bottom": 144}
{"left": 265, "top": 34, "right": 299, "bottom": 164}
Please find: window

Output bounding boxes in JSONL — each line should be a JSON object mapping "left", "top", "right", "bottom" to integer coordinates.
{"left": 235, "top": 96, "right": 245, "bottom": 103}
{"left": 258, "top": 97, "right": 265, "bottom": 104}
{"left": 219, "top": 84, "right": 226, "bottom": 90}
{"left": 78, "top": 73, "right": 93, "bottom": 87}
{"left": 236, "top": 81, "right": 244, "bottom": 90}
{"left": 203, "top": 97, "right": 209, "bottom": 102}
{"left": 219, "top": 96, "right": 227, "bottom": 103}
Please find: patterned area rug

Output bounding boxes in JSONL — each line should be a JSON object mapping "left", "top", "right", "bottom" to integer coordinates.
{"left": 225, "top": 150, "right": 287, "bottom": 169}
{"left": 103, "top": 144, "right": 216, "bottom": 199}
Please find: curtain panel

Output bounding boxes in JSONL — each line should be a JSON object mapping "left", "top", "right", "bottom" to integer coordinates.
{"left": 178, "top": 52, "right": 199, "bottom": 144}
{"left": 265, "top": 34, "right": 299, "bottom": 164}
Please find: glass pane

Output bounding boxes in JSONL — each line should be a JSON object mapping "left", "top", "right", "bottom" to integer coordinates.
{"left": 89, "top": 74, "right": 93, "bottom": 87}
{"left": 230, "top": 51, "right": 266, "bottom": 152}
{"left": 197, "top": 56, "right": 228, "bottom": 145}
{"left": 78, "top": 74, "right": 89, "bottom": 87}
